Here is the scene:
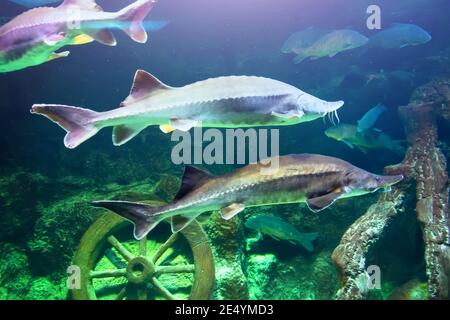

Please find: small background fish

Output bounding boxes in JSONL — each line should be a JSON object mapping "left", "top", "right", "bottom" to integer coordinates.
{"left": 245, "top": 215, "right": 319, "bottom": 252}
{"left": 289, "top": 29, "right": 369, "bottom": 64}
{"left": 325, "top": 124, "right": 404, "bottom": 154}
{"left": 281, "top": 27, "right": 328, "bottom": 55}
{"left": 357, "top": 103, "right": 387, "bottom": 132}
{"left": 368, "top": 23, "right": 432, "bottom": 49}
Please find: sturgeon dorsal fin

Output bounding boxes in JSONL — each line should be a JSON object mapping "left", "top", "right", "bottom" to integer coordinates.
{"left": 174, "top": 166, "right": 214, "bottom": 200}
{"left": 61, "top": 0, "right": 103, "bottom": 11}
{"left": 121, "top": 70, "right": 172, "bottom": 106}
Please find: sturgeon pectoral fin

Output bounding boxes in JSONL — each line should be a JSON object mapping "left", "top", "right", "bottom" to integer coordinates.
{"left": 72, "top": 34, "right": 94, "bottom": 45}
{"left": 159, "top": 124, "right": 175, "bottom": 134}
{"left": 306, "top": 189, "right": 343, "bottom": 212}
{"left": 47, "top": 51, "right": 70, "bottom": 62}
{"left": 112, "top": 123, "right": 147, "bottom": 146}
{"left": 171, "top": 215, "right": 195, "bottom": 233}
{"left": 44, "top": 33, "right": 65, "bottom": 46}
{"left": 271, "top": 110, "right": 304, "bottom": 119}
{"left": 170, "top": 119, "right": 199, "bottom": 132}
{"left": 220, "top": 203, "right": 245, "bottom": 220}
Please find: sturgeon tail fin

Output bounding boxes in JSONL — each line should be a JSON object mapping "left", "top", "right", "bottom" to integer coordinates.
{"left": 92, "top": 200, "right": 164, "bottom": 240}
{"left": 31, "top": 104, "right": 100, "bottom": 149}
{"left": 117, "top": 0, "right": 157, "bottom": 43}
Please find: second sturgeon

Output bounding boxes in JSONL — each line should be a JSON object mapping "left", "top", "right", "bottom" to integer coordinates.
{"left": 92, "top": 154, "right": 403, "bottom": 239}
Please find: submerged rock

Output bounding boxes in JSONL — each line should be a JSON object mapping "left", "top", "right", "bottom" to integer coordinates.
{"left": 203, "top": 211, "right": 249, "bottom": 299}
{"left": 25, "top": 278, "right": 67, "bottom": 300}
{"left": 388, "top": 279, "right": 428, "bottom": 300}
{"left": 0, "top": 243, "right": 32, "bottom": 299}
{"left": 246, "top": 254, "right": 278, "bottom": 299}
{"left": 27, "top": 194, "right": 101, "bottom": 274}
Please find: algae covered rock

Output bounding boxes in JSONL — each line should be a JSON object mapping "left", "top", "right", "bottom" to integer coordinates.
{"left": 25, "top": 277, "right": 67, "bottom": 300}
{"left": 203, "top": 211, "right": 249, "bottom": 299}
{"left": 246, "top": 254, "right": 278, "bottom": 299}
{"left": 153, "top": 174, "right": 181, "bottom": 202}
{"left": 27, "top": 193, "right": 101, "bottom": 274}
{"left": 0, "top": 243, "right": 32, "bottom": 299}
{"left": 0, "top": 172, "right": 49, "bottom": 241}
{"left": 387, "top": 279, "right": 428, "bottom": 300}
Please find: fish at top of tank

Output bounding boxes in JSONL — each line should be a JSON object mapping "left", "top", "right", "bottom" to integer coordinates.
{"left": 0, "top": 0, "right": 162, "bottom": 73}
{"left": 368, "top": 23, "right": 432, "bottom": 49}
{"left": 283, "top": 28, "right": 369, "bottom": 64}
{"left": 7, "top": 0, "right": 62, "bottom": 7}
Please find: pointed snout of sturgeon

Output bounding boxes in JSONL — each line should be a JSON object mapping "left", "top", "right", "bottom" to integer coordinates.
{"left": 381, "top": 174, "right": 404, "bottom": 188}
{"left": 298, "top": 92, "right": 344, "bottom": 114}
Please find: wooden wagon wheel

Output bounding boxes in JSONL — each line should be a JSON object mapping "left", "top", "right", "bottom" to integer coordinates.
{"left": 71, "top": 204, "right": 214, "bottom": 300}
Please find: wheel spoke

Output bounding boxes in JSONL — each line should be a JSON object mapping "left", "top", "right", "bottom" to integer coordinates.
{"left": 90, "top": 268, "right": 126, "bottom": 279}
{"left": 155, "top": 264, "right": 195, "bottom": 274}
{"left": 137, "top": 287, "right": 148, "bottom": 300}
{"left": 139, "top": 235, "right": 147, "bottom": 256}
{"left": 107, "top": 235, "right": 134, "bottom": 262}
{"left": 152, "top": 233, "right": 178, "bottom": 264}
{"left": 115, "top": 287, "right": 127, "bottom": 300}
{"left": 105, "top": 250, "right": 127, "bottom": 269}
{"left": 150, "top": 277, "right": 176, "bottom": 300}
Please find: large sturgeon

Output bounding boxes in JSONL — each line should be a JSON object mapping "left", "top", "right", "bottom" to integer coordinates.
{"left": 92, "top": 154, "right": 403, "bottom": 239}
{"left": 31, "top": 70, "right": 344, "bottom": 148}
{"left": 0, "top": 0, "right": 156, "bottom": 73}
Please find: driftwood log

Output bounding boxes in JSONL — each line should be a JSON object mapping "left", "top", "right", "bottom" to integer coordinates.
{"left": 333, "top": 79, "right": 450, "bottom": 300}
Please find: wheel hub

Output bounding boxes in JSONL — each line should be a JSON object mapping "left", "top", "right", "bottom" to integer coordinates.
{"left": 126, "top": 256, "right": 155, "bottom": 285}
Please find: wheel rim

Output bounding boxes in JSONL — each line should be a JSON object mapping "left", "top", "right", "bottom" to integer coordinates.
{"left": 71, "top": 210, "right": 215, "bottom": 300}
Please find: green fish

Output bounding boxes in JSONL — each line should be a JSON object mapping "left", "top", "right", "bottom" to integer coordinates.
{"left": 293, "top": 29, "right": 368, "bottom": 64}
{"left": 325, "top": 124, "right": 404, "bottom": 154}
{"left": 245, "top": 215, "right": 318, "bottom": 252}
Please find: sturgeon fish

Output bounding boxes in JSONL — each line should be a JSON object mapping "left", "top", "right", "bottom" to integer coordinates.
{"left": 31, "top": 70, "right": 344, "bottom": 149}
{"left": 0, "top": 0, "right": 156, "bottom": 73}
{"left": 92, "top": 154, "right": 403, "bottom": 240}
